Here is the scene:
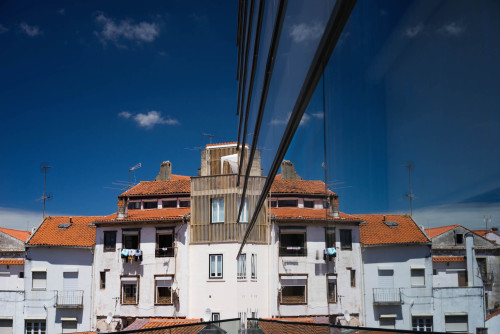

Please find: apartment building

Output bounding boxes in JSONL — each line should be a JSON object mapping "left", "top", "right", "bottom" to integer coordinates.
{"left": 24, "top": 216, "right": 101, "bottom": 334}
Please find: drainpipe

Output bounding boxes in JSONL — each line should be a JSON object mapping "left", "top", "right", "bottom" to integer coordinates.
{"left": 465, "top": 233, "right": 475, "bottom": 287}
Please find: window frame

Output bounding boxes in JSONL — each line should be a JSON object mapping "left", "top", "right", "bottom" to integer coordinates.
{"left": 162, "top": 200, "right": 178, "bottom": 208}
{"left": 279, "top": 228, "right": 307, "bottom": 256}
{"left": 340, "top": 229, "right": 352, "bottom": 250}
{"left": 349, "top": 268, "right": 356, "bottom": 287}
{"left": 237, "top": 253, "right": 246, "bottom": 280}
{"left": 209, "top": 254, "right": 223, "bottom": 279}
{"left": 120, "top": 275, "right": 139, "bottom": 305}
{"left": 61, "top": 319, "right": 78, "bottom": 334}
{"left": 211, "top": 198, "right": 225, "bottom": 223}
{"left": 32, "top": 270, "right": 47, "bottom": 290}
{"left": 122, "top": 229, "right": 140, "bottom": 250}
{"left": 278, "top": 199, "right": 298, "bottom": 207}
{"left": 25, "top": 320, "right": 46, "bottom": 334}
{"left": 155, "top": 228, "right": 174, "bottom": 257}
{"left": 238, "top": 198, "right": 249, "bottom": 223}
{"left": 179, "top": 199, "right": 190, "bottom": 208}
{"left": 412, "top": 316, "right": 433, "bottom": 331}
{"left": 143, "top": 200, "right": 158, "bottom": 209}
{"left": 279, "top": 274, "right": 308, "bottom": 305}
{"left": 410, "top": 268, "right": 425, "bottom": 287}
{"left": 100, "top": 271, "right": 106, "bottom": 289}
{"left": 325, "top": 228, "right": 336, "bottom": 248}
{"left": 154, "top": 275, "right": 174, "bottom": 305}
{"left": 127, "top": 201, "right": 141, "bottom": 210}
{"left": 303, "top": 199, "right": 314, "bottom": 208}
{"left": 251, "top": 253, "right": 257, "bottom": 279}
{"left": 327, "top": 274, "right": 337, "bottom": 303}
{"left": 103, "top": 231, "right": 117, "bottom": 251}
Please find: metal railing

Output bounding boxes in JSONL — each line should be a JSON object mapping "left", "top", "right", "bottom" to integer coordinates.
{"left": 373, "top": 288, "right": 402, "bottom": 304}
{"left": 55, "top": 290, "right": 83, "bottom": 308}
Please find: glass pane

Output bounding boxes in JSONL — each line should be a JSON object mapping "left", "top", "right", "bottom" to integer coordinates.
{"left": 217, "top": 255, "right": 222, "bottom": 275}
{"left": 210, "top": 256, "right": 215, "bottom": 276}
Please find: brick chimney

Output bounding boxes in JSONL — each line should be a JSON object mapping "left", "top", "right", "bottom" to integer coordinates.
{"left": 281, "top": 160, "right": 302, "bottom": 180}
{"left": 155, "top": 161, "right": 172, "bottom": 181}
{"left": 117, "top": 197, "right": 128, "bottom": 220}
{"left": 331, "top": 195, "right": 340, "bottom": 218}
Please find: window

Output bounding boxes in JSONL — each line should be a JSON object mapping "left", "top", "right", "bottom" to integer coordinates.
{"left": 238, "top": 198, "right": 248, "bottom": 222}
{"left": 350, "top": 268, "right": 356, "bottom": 287}
{"left": 280, "top": 275, "right": 307, "bottom": 304}
{"left": 143, "top": 201, "right": 158, "bottom": 209}
{"left": 325, "top": 228, "right": 335, "bottom": 248}
{"left": 104, "top": 231, "right": 117, "bottom": 251}
{"left": 121, "top": 276, "right": 139, "bottom": 304}
{"left": 32, "top": 271, "right": 46, "bottom": 290}
{"left": 237, "top": 254, "right": 246, "bottom": 280}
{"left": 162, "top": 200, "right": 177, "bottom": 208}
{"left": 211, "top": 198, "right": 224, "bottom": 223}
{"left": 278, "top": 199, "right": 298, "bottom": 207}
{"left": 212, "top": 313, "right": 220, "bottom": 326}
{"left": 279, "top": 228, "right": 306, "bottom": 256}
{"left": 445, "top": 315, "right": 468, "bottom": 333}
{"left": 327, "top": 275, "right": 337, "bottom": 303}
{"left": 456, "top": 233, "right": 464, "bottom": 245}
{"left": 156, "top": 229, "right": 174, "bottom": 257}
{"left": 411, "top": 268, "right": 425, "bottom": 287}
{"left": 155, "top": 276, "right": 173, "bottom": 304}
{"left": 61, "top": 319, "right": 77, "bottom": 334}
{"left": 477, "top": 258, "right": 488, "bottom": 281}
{"left": 19, "top": 271, "right": 24, "bottom": 278}
{"left": 412, "top": 317, "right": 433, "bottom": 331}
{"left": 25, "top": 320, "right": 46, "bottom": 334}
{"left": 128, "top": 201, "right": 141, "bottom": 210}
{"left": 458, "top": 270, "right": 468, "bottom": 287}
{"left": 379, "top": 315, "right": 396, "bottom": 329}
{"left": 209, "top": 254, "right": 223, "bottom": 279}
{"left": 251, "top": 254, "right": 257, "bottom": 279}
{"left": 122, "top": 230, "right": 140, "bottom": 249}
{"left": 340, "top": 229, "right": 352, "bottom": 249}
{"left": 303, "top": 200, "right": 314, "bottom": 208}
{"left": 179, "top": 200, "right": 190, "bottom": 208}
{"left": 100, "top": 271, "right": 106, "bottom": 289}
{"left": 269, "top": 200, "right": 277, "bottom": 208}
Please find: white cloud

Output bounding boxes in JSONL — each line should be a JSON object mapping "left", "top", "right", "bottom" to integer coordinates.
{"left": 0, "top": 24, "right": 8, "bottom": 34}
{"left": 133, "top": 111, "right": 179, "bottom": 129}
{"left": 289, "top": 23, "right": 324, "bottom": 43}
{"left": 270, "top": 112, "right": 315, "bottom": 126}
{"left": 118, "top": 111, "right": 132, "bottom": 119}
{"left": 311, "top": 112, "right": 324, "bottom": 119}
{"left": 20, "top": 22, "right": 42, "bottom": 37}
{"left": 438, "top": 22, "right": 465, "bottom": 36}
{"left": 403, "top": 23, "right": 424, "bottom": 38}
{"left": 94, "top": 13, "right": 159, "bottom": 46}
{"left": 0, "top": 207, "right": 66, "bottom": 231}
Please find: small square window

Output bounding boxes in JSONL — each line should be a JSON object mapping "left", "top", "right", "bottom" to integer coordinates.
{"left": 122, "top": 230, "right": 140, "bottom": 249}
{"left": 25, "top": 320, "right": 46, "bottom": 334}
{"left": 32, "top": 271, "right": 47, "bottom": 290}
{"left": 279, "top": 228, "right": 306, "bottom": 256}
{"left": 411, "top": 268, "right": 425, "bottom": 287}
{"left": 280, "top": 275, "right": 307, "bottom": 304}
{"left": 156, "top": 229, "right": 174, "bottom": 257}
{"left": 412, "top": 317, "right": 433, "bottom": 331}
{"left": 209, "top": 254, "right": 223, "bottom": 279}
{"left": 62, "top": 320, "right": 77, "bottom": 334}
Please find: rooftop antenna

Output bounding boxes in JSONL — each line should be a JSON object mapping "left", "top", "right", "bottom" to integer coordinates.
{"left": 201, "top": 132, "right": 225, "bottom": 144}
{"left": 403, "top": 163, "right": 415, "bottom": 216}
{"left": 39, "top": 163, "right": 52, "bottom": 218}
{"left": 129, "top": 163, "right": 142, "bottom": 189}
{"left": 485, "top": 216, "right": 491, "bottom": 231}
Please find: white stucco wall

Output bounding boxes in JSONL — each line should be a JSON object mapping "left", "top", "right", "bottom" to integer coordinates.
{"left": 187, "top": 242, "right": 269, "bottom": 320}
{"left": 433, "top": 261, "right": 466, "bottom": 287}
{"left": 270, "top": 222, "right": 363, "bottom": 323}
{"left": 0, "top": 290, "right": 24, "bottom": 334}
{"left": 92, "top": 222, "right": 189, "bottom": 331}
{"left": 486, "top": 313, "right": 500, "bottom": 332}
{"left": 0, "top": 263, "right": 24, "bottom": 290}
{"left": 24, "top": 246, "right": 94, "bottom": 334}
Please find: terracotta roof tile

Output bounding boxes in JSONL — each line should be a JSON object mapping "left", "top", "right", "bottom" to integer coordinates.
{"left": 433, "top": 256, "right": 465, "bottom": 262}
{"left": 0, "top": 227, "right": 31, "bottom": 241}
{"left": 271, "top": 179, "right": 334, "bottom": 195}
{"left": 487, "top": 309, "right": 500, "bottom": 320}
{"left": 95, "top": 208, "right": 190, "bottom": 223}
{"left": 27, "top": 216, "right": 102, "bottom": 247}
{"left": 0, "top": 259, "right": 24, "bottom": 265}
{"left": 121, "top": 178, "right": 190, "bottom": 196}
{"left": 271, "top": 208, "right": 360, "bottom": 222}
{"left": 473, "top": 229, "right": 500, "bottom": 238}
{"left": 357, "top": 214, "right": 430, "bottom": 246}
{"left": 425, "top": 224, "right": 460, "bottom": 238}
{"left": 258, "top": 319, "right": 329, "bottom": 334}
{"left": 130, "top": 318, "right": 204, "bottom": 334}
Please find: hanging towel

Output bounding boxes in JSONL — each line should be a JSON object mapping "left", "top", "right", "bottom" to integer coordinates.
{"left": 327, "top": 247, "right": 337, "bottom": 256}
{"left": 121, "top": 249, "right": 129, "bottom": 257}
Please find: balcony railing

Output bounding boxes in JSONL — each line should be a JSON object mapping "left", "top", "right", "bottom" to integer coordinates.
{"left": 373, "top": 288, "right": 402, "bottom": 305}
{"left": 55, "top": 290, "right": 83, "bottom": 308}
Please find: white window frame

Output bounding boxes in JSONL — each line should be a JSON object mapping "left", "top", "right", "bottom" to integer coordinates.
{"left": 61, "top": 318, "right": 77, "bottom": 334}
{"left": 209, "top": 254, "right": 223, "bottom": 279}
{"left": 412, "top": 316, "right": 433, "bottom": 331}
{"left": 121, "top": 276, "right": 139, "bottom": 304}
{"left": 155, "top": 276, "right": 173, "bottom": 305}
{"left": 211, "top": 198, "right": 224, "bottom": 223}
{"left": 238, "top": 198, "right": 248, "bottom": 223}
{"left": 32, "top": 270, "right": 47, "bottom": 290}
{"left": 251, "top": 253, "right": 257, "bottom": 279}
{"left": 237, "top": 254, "right": 246, "bottom": 280}
{"left": 379, "top": 315, "right": 396, "bottom": 329}
{"left": 327, "top": 275, "right": 337, "bottom": 303}
{"left": 25, "top": 320, "right": 46, "bottom": 334}
{"left": 445, "top": 314, "right": 468, "bottom": 333}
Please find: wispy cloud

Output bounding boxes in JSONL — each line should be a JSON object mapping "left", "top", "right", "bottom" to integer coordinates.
{"left": 20, "top": 22, "right": 42, "bottom": 37}
{"left": 403, "top": 23, "right": 424, "bottom": 38}
{"left": 58, "top": 8, "right": 66, "bottom": 15}
{"left": 270, "top": 112, "right": 318, "bottom": 126}
{"left": 311, "top": 112, "right": 324, "bottom": 119}
{"left": 289, "top": 23, "right": 324, "bottom": 43}
{"left": 0, "top": 207, "right": 64, "bottom": 230}
{"left": 119, "top": 111, "right": 179, "bottom": 129}
{"left": 438, "top": 22, "right": 465, "bottom": 36}
{"left": 0, "top": 24, "right": 8, "bottom": 34}
{"left": 94, "top": 13, "right": 160, "bottom": 47}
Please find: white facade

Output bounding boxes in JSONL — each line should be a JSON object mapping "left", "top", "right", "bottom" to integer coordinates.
{"left": 24, "top": 246, "right": 94, "bottom": 334}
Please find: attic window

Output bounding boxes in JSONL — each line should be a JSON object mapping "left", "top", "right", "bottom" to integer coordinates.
{"left": 384, "top": 221, "right": 398, "bottom": 227}
{"left": 456, "top": 233, "right": 464, "bottom": 244}
{"left": 58, "top": 223, "right": 71, "bottom": 229}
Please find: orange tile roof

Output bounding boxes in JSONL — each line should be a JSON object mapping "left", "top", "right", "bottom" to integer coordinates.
{"left": 125, "top": 318, "right": 204, "bottom": 334}
{"left": 206, "top": 141, "right": 248, "bottom": 148}
{"left": 433, "top": 256, "right": 465, "bottom": 262}
{"left": 271, "top": 179, "right": 335, "bottom": 195}
{"left": 424, "top": 224, "right": 460, "bottom": 238}
{"left": 487, "top": 309, "right": 500, "bottom": 320}
{"left": 271, "top": 208, "right": 360, "bottom": 222}
{"left": 263, "top": 317, "right": 315, "bottom": 323}
{"left": 357, "top": 214, "right": 430, "bottom": 246}
{"left": 27, "top": 216, "right": 102, "bottom": 248}
{"left": 473, "top": 229, "right": 500, "bottom": 238}
{"left": 121, "top": 178, "right": 190, "bottom": 196}
{"left": 0, "top": 227, "right": 31, "bottom": 242}
{"left": 95, "top": 208, "right": 190, "bottom": 223}
{"left": 258, "top": 319, "right": 329, "bottom": 334}
{"left": 0, "top": 259, "right": 24, "bottom": 265}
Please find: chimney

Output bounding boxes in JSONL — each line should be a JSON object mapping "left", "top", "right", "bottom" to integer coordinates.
{"left": 281, "top": 160, "right": 302, "bottom": 180}
{"left": 331, "top": 195, "right": 340, "bottom": 218}
{"left": 155, "top": 161, "right": 172, "bottom": 181}
{"left": 117, "top": 197, "right": 128, "bottom": 220}
{"left": 465, "top": 233, "right": 476, "bottom": 287}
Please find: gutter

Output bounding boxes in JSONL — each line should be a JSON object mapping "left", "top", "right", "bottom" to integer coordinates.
{"left": 25, "top": 244, "right": 94, "bottom": 249}
{"left": 361, "top": 242, "right": 432, "bottom": 248}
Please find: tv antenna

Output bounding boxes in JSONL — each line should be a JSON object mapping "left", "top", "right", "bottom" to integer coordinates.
{"left": 403, "top": 163, "right": 416, "bottom": 216}
{"left": 38, "top": 163, "right": 52, "bottom": 218}
{"left": 201, "top": 132, "right": 224, "bottom": 144}
{"left": 129, "top": 163, "right": 142, "bottom": 189}
{"left": 484, "top": 216, "right": 491, "bottom": 231}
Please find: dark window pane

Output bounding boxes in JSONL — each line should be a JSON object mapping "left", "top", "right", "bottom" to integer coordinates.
{"left": 143, "top": 201, "right": 158, "bottom": 209}
{"left": 156, "top": 232, "right": 174, "bottom": 257}
{"left": 281, "top": 285, "right": 306, "bottom": 304}
{"left": 128, "top": 202, "right": 141, "bottom": 210}
{"left": 123, "top": 235, "right": 139, "bottom": 249}
{"left": 340, "top": 230, "right": 352, "bottom": 249}
{"left": 280, "top": 231, "right": 306, "bottom": 256}
{"left": 270, "top": 200, "right": 277, "bottom": 208}
{"left": 162, "top": 200, "right": 177, "bottom": 208}
{"left": 104, "top": 231, "right": 117, "bottom": 250}
{"left": 303, "top": 200, "right": 314, "bottom": 208}
{"left": 278, "top": 200, "right": 298, "bottom": 207}
{"left": 179, "top": 200, "right": 190, "bottom": 208}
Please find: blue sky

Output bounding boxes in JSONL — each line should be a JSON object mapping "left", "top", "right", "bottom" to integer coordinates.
{"left": 1, "top": 0, "right": 499, "bottom": 232}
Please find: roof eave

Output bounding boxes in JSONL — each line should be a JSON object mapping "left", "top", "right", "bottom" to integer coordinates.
{"left": 362, "top": 242, "right": 432, "bottom": 248}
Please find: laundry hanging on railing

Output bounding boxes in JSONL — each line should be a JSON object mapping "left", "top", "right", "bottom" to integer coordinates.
{"left": 324, "top": 247, "right": 337, "bottom": 261}
{"left": 121, "top": 249, "right": 143, "bottom": 262}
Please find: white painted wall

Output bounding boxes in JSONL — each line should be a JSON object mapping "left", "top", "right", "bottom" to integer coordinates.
{"left": 0, "top": 263, "right": 24, "bottom": 290}
{"left": 433, "top": 261, "right": 466, "bottom": 287}
{"left": 92, "top": 223, "right": 189, "bottom": 331}
{"left": 24, "top": 246, "right": 94, "bottom": 334}
{"left": 486, "top": 313, "right": 500, "bottom": 332}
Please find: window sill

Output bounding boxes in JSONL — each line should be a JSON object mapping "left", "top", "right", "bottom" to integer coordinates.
{"left": 103, "top": 249, "right": 116, "bottom": 252}
{"left": 211, "top": 221, "right": 224, "bottom": 224}
{"left": 280, "top": 302, "right": 307, "bottom": 305}
{"left": 251, "top": 278, "right": 258, "bottom": 282}
{"left": 121, "top": 303, "right": 138, "bottom": 305}
{"left": 31, "top": 289, "right": 46, "bottom": 291}
{"left": 207, "top": 279, "right": 225, "bottom": 282}
{"left": 154, "top": 303, "right": 173, "bottom": 306}
{"left": 237, "top": 278, "right": 247, "bottom": 282}
{"left": 411, "top": 285, "right": 425, "bottom": 288}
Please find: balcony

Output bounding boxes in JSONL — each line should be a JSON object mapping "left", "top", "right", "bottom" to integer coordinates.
{"left": 373, "top": 288, "right": 402, "bottom": 305}
{"left": 55, "top": 290, "right": 83, "bottom": 308}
